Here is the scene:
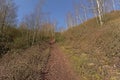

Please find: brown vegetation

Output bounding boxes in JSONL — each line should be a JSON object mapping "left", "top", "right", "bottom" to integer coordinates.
{"left": 0, "top": 43, "right": 49, "bottom": 80}
{"left": 1, "top": 0, "right": 120, "bottom": 80}
{"left": 62, "top": 11, "right": 120, "bottom": 80}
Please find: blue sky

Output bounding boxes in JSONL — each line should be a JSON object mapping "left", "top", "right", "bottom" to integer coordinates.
{"left": 14, "top": 0, "right": 38, "bottom": 23}
{"left": 14, "top": 0, "right": 77, "bottom": 28}
{"left": 14, "top": 0, "right": 120, "bottom": 28}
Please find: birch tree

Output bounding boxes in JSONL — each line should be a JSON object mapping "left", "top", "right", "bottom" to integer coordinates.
{"left": 66, "top": 12, "right": 75, "bottom": 28}
{"left": 111, "top": 0, "right": 116, "bottom": 11}
{"left": 96, "top": 0, "right": 104, "bottom": 26}
{"left": 79, "top": 4, "right": 88, "bottom": 21}
{"left": 73, "top": 3, "right": 84, "bottom": 24}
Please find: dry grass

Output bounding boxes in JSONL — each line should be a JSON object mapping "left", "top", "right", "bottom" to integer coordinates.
{"left": 0, "top": 43, "right": 50, "bottom": 80}
{"left": 61, "top": 11, "right": 120, "bottom": 80}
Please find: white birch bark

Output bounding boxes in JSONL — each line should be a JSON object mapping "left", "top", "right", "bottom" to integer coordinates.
{"left": 96, "top": 0, "right": 103, "bottom": 26}
{"left": 112, "top": 0, "right": 116, "bottom": 10}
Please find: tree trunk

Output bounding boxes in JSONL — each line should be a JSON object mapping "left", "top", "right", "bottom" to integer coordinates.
{"left": 1, "top": 8, "right": 7, "bottom": 32}
{"left": 96, "top": 0, "right": 103, "bottom": 26}
{"left": 112, "top": 0, "right": 116, "bottom": 11}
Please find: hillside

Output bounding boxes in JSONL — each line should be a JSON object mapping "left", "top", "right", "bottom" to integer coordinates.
{"left": 61, "top": 11, "right": 120, "bottom": 80}
{"left": 0, "top": 43, "right": 50, "bottom": 80}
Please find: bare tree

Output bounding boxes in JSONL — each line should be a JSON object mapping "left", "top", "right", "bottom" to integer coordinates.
{"left": 22, "top": 0, "right": 57, "bottom": 45}
{"left": 79, "top": 4, "right": 88, "bottom": 21}
{"left": 96, "top": 0, "right": 104, "bottom": 26}
{"left": 66, "top": 12, "right": 75, "bottom": 28}
{"left": 73, "top": 3, "right": 80, "bottom": 25}
{"left": 112, "top": 0, "right": 116, "bottom": 11}
{"left": 27, "top": 0, "right": 45, "bottom": 45}
{"left": 0, "top": 0, "right": 17, "bottom": 32}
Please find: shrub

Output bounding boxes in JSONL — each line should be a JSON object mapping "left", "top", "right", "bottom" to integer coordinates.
{"left": 55, "top": 32, "right": 65, "bottom": 42}
{"left": 13, "top": 37, "right": 29, "bottom": 49}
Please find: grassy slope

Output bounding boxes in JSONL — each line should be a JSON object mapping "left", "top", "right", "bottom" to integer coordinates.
{"left": 61, "top": 11, "right": 120, "bottom": 80}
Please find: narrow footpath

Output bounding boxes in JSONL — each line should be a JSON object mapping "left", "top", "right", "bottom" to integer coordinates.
{"left": 44, "top": 44, "right": 79, "bottom": 80}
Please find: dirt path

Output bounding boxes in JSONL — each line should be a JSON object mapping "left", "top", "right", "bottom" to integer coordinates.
{"left": 44, "top": 44, "right": 79, "bottom": 80}
{"left": 0, "top": 44, "right": 79, "bottom": 80}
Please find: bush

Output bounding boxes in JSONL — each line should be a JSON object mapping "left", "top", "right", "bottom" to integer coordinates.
{"left": 13, "top": 37, "right": 29, "bottom": 49}
{"left": 55, "top": 32, "right": 65, "bottom": 42}
{"left": 0, "top": 26, "right": 22, "bottom": 55}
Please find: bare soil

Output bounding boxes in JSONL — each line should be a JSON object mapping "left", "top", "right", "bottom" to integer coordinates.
{"left": 44, "top": 44, "right": 79, "bottom": 80}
